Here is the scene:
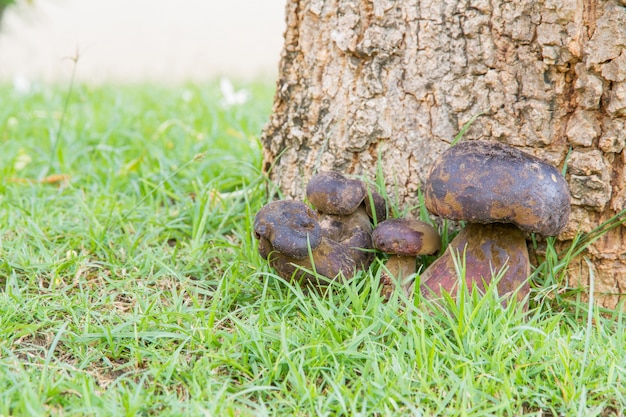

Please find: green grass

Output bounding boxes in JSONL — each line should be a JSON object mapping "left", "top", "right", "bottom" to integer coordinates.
{"left": 0, "top": 81, "right": 624, "bottom": 416}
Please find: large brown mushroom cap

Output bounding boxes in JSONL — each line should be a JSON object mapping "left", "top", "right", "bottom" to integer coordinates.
{"left": 424, "top": 140, "right": 571, "bottom": 236}
{"left": 254, "top": 200, "right": 322, "bottom": 260}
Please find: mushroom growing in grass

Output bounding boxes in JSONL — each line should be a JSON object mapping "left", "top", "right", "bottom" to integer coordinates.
{"left": 416, "top": 140, "right": 571, "bottom": 305}
{"left": 254, "top": 172, "right": 389, "bottom": 285}
{"left": 254, "top": 200, "right": 357, "bottom": 285}
{"left": 372, "top": 218, "right": 441, "bottom": 296}
{"left": 306, "top": 171, "right": 387, "bottom": 269}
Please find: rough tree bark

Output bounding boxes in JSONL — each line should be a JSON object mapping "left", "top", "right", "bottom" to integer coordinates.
{"left": 261, "top": 0, "right": 626, "bottom": 309}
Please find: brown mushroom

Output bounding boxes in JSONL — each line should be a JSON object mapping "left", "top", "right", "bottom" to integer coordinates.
{"left": 372, "top": 218, "right": 441, "bottom": 297}
{"left": 317, "top": 207, "right": 374, "bottom": 269}
{"left": 306, "top": 171, "right": 367, "bottom": 216}
{"left": 306, "top": 171, "right": 387, "bottom": 222}
{"left": 254, "top": 200, "right": 322, "bottom": 259}
{"left": 306, "top": 171, "right": 388, "bottom": 271}
{"left": 417, "top": 140, "right": 571, "bottom": 306}
{"left": 261, "top": 237, "right": 358, "bottom": 286}
{"left": 254, "top": 172, "right": 390, "bottom": 285}
{"left": 254, "top": 200, "right": 356, "bottom": 285}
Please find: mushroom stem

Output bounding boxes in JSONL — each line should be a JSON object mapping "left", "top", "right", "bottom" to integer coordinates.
{"left": 372, "top": 218, "right": 441, "bottom": 299}
{"left": 266, "top": 237, "right": 357, "bottom": 286}
{"left": 379, "top": 255, "right": 417, "bottom": 299}
{"left": 413, "top": 223, "right": 531, "bottom": 307}
{"left": 383, "top": 255, "right": 416, "bottom": 278}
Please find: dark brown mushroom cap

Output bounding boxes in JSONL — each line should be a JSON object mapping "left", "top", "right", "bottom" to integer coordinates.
{"left": 372, "top": 218, "right": 441, "bottom": 256}
{"left": 306, "top": 171, "right": 367, "bottom": 215}
{"left": 254, "top": 200, "right": 322, "bottom": 259}
{"left": 318, "top": 209, "right": 374, "bottom": 269}
{"left": 423, "top": 140, "right": 571, "bottom": 236}
{"left": 364, "top": 188, "right": 388, "bottom": 223}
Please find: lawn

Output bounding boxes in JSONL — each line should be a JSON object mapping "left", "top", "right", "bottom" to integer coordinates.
{"left": 0, "top": 80, "right": 624, "bottom": 416}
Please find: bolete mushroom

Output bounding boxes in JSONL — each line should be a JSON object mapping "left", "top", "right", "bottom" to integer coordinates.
{"left": 316, "top": 207, "right": 374, "bottom": 268}
{"left": 372, "top": 218, "right": 441, "bottom": 297}
{"left": 254, "top": 200, "right": 356, "bottom": 285}
{"left": 306, "top": 171, "right": 368, "bottom": 216}
{"left": 417, "top": 140, "right": 571, "bottom": 305}
{"left": 306, "top": 171, "right": 388, "bottom": 270}
{"left": 254, "top": 200, "right": 322, "bottom": 260}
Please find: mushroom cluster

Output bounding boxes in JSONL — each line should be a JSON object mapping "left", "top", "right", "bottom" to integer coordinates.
{"left": 254, "top": 140, "right": 571, "bottom": 306}
{"left": 254, "top": 171, "right": 388, "bottom": 285}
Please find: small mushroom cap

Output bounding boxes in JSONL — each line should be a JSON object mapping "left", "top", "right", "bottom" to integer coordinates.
{"left": 254, "top": 200, "right": 322, "bottom": 259}
{"left": 372, "top": 218, "right": 441, "bottom": 256}
{"left": 306, "top": 171, "right": 367, "bottom": 215}
{"left": 424, "top": 140, "right": 571, "bottom": 236}
{"left": 364, "top": 187, "right": 388, "bottom": 223}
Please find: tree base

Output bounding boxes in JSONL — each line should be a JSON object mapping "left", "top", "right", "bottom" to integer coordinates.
{"left": 261, "top": 0, "right": 626, "bottom": 311}
{"left": 530, "top": 220, "right": 626, "bottom": 311}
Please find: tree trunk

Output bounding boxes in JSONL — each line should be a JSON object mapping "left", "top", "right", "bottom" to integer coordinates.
{"left": 261, "top": 0, "right": 626, "bottom": 309}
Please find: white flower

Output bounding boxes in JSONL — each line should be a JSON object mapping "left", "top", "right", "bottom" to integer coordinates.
{"left": 219, "top": 77, "right": 249, "bottom": 107}
{"left": 181, "top": 89, "right": 193, "bottom": 102}
{"left": 13, "top": 75, "right": 31, "bottom": 94}
{"left": 14, "top": 150, "right": 32, "bottom": 171}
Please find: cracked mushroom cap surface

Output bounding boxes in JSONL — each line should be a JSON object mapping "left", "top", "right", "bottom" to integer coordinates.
{"left": 372, "top": 218, "right": 441, "bottom": 256}
{"left": 317, "top": 209, "right": 374, "bottom": 269}
{"left": 254, "top": 200, "right": 322, "bottom": 259}
{"left": 306, "top": 171, "right": 367, "bottom": 215}
{"left": 423, "top": 140, "right": 571, "bottom": 236}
